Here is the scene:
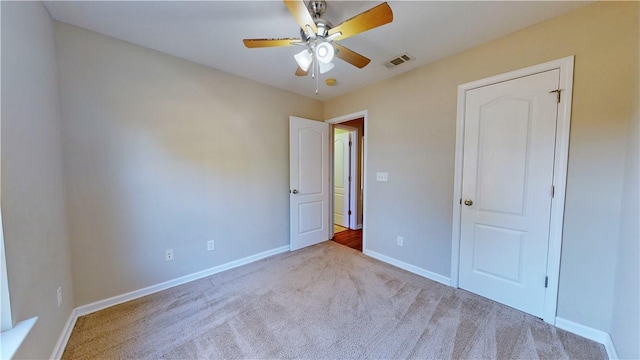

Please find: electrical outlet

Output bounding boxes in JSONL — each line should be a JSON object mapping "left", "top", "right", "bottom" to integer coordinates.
{"left": 165, "top": 249, "right": 174, "bottom": 261}
{"left": 207, "top": 240, "right": 215, "bottom": 252}
{"left": 57, "top": 286, "right": 62, "bottom": 307}
{"left": 376, "top": 172, "right": 389, "bottom": 182}
{"left": 397, "top": 236, "right": 404, "bottom": 247}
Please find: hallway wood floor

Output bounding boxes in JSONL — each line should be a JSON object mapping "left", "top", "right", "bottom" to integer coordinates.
{"left": 332, "top": 228, "right": 362, "bottom": 252}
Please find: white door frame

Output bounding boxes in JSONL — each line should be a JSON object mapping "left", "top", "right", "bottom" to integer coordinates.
{"left": 334, "top": 125, "right": 358, "bottom": 229}
{"left": 451, "top": 56, "right": 574, "bottom": 324}
{"left": 326, "top": 111, "right": 368, "bottom": 249}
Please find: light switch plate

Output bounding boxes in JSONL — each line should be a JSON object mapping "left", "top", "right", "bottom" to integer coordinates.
{"left": 376, "top": 172, "right": 388, "bottom": 182}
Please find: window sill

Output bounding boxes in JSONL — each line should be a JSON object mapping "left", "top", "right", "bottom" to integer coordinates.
{"left": 1, "top": 316, "right": 38, "bottom": 359}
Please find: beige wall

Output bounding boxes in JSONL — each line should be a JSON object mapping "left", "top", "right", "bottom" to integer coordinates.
{"left": 54, "top": 22, "right": 323, "bottom": 306}
{"left": 325, "top": 0, "right": 638, "bottom": 334}
{"left": 1, "top": 2, "right": 75, "bottom": 358}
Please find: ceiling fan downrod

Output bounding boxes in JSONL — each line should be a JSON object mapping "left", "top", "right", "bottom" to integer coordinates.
{"left": 308, "top": 0, "right": 327, "bottom": 19}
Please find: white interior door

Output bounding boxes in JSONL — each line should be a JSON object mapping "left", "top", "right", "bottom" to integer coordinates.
{"left": 290, "top": 116, "right": 329, "bottom": 251}
{"left": 459, "top": 69, "right": 560, "bottom": 318}
{"left": 334, "top": 130, "right": 350, "bottom": 228}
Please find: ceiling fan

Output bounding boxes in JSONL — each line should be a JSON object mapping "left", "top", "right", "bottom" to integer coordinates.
{"left": 243, "top": 0, "right": 393, "bottom": 93}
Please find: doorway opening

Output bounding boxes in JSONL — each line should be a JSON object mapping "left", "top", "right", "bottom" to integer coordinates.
{"left": 330, "top": 116, "right": 365, "bottom": 252}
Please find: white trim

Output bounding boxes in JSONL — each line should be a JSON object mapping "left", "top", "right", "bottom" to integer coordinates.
{"left": 348, "top": 128, "right": 358, "bottom": 229}
{"left": 365, "top": 250, "right": 451, "bottom": 286}
{"left": 326, "top": 110, "right": 368, "bottom": 251}
{"left": 325, "top": 110, "right": 368, "bottom": 125}
{"left": 354, "top": 224, "right": 363, "bottom": 230}
{"left": 76, "top": 245, "right": 289, "bottom": 316}
{"left": 0, "top": 316, "right": 37, "bottom": 359}
{"left": 450, "top": 56, "right": 574, "bottom": 324}
{"left": 50, "top": 310, "right": 77, "bottom": 360}
{"left": 603, "top": 335, "right": 619, "bottom": 360}
{"left": 555, "top": 317, "right": 618, "bottom": 359}
{"left": 0, "top": 209, "right": 12, "bottom": 332}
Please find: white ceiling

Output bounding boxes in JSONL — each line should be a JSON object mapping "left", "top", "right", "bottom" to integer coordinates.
{"left": 44, "top": 1, "right": 590, "bottom": 100}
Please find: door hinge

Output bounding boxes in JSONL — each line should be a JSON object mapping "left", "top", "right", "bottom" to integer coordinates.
{"left": 348, "top": 210, "right": 352, "bottom": 215}
{"left": 545, "top": 276, "right": 549, "bottom": 288}
{"left": 348, "top": 176, "right": 351, "bottom": 182}
{"left": 349, "top": 141, "right": 352, "bottom": 147}
{"left": 549, "top": 89, "right": 561, "bottom": 103}
{"left": 551, "top": 185, "right": 555, "bottom": 198}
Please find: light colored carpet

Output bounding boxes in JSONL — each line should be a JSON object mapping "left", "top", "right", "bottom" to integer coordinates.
{"left": 62, "top": 242, "right": 607, "bottom": 359}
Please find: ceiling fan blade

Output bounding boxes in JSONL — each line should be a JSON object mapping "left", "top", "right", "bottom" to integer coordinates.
{"left": 295, "top": 66, "right": 309, "bottom": 76}
{"left": 334, "top": 44, "right": 371, "bottom": 69}
{"left": 284, "top": 0, "right": 318, "bottom": 35}
{"left": 243, "top": 38, "right": 301, "bottom": 48}
{"left": 327, "top": 2, "right": 393, "bottom": 41}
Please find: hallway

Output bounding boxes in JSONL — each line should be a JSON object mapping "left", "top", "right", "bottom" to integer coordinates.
{"left": 331, "top": 228, "right": 362, "bottom": 252}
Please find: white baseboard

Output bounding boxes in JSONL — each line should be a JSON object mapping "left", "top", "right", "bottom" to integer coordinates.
{"left": 50, "top": 246, "right": 620, "bottom": 360}
{"left": 50, "top": 310, "right": 77, "bottom": 360}
{"left": 555, "top": 317, "right": 618, "bottom": 359}
{"left": 603, "top": 335, "right": 619, "bottom": 360}
{"left": 52, "top": 245, "right": 289, "bottom": 358}
{"left": 51, "top": 245, "right": 290, "bottom": 360}
{"left": 355, "top": 224, "right": 363, "bottom": 230}
{"left": 76, "top": 245, "right": 289, "bottom": 317}
{"left": 364, "top": 249, "right": 451, "bottom": 286}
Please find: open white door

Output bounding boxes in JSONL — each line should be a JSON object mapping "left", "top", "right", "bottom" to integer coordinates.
{"left": 290, "top": 116, "right": 330, "bottom": 251}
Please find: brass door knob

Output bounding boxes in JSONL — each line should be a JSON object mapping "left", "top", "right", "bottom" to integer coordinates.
{"left": 464, "top": 199, "right": 473, "bottom": 206}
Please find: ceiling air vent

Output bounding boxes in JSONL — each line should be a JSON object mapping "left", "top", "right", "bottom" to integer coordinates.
{"left": 384, "top": 53, "right": 415, "bottom": 69}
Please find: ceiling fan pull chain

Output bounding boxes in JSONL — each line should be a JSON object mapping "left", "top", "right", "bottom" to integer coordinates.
{"left": 315, "top": 59, "right": 320, "bottom": 95}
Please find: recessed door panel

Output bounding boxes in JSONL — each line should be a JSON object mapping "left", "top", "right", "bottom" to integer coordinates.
{"left": 299, "top": 201, "right": 323, "bottom": 234}
{"left": 477, "top": 98, "right": 531, "bottom": 215}
{"left": 299, "top": 128, "right": 323, "bottom": 195}
{"left": 473, "top": 224, "right": 524, "bottom": 283}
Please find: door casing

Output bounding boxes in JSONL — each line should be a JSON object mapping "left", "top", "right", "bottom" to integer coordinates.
{"left": 334, "top": 125, "right": 358, "bottom": 229}
{"left": 333, "top": 128, "right": 350, "bottom": 228}
{"left": 326, "top": 111, "right": 368, "bottom": 248}
{"left": 451, "top": 56, "right": 575, "bottom": 324}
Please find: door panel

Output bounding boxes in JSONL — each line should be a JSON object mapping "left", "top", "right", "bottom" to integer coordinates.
{"left": 472, "top": 224, "right": 524, "bottom": 283}
{"left": 299, "top": 128, "right": 323, "bottom": 194}
{"left": 476, "top": 98, "right": 530, "bottom": 215}
{"left": 290, "top": 117, "right": 329, "bottom": 251}
{"left": 299, "top": 201, "right": 323, "bottom": 234}
{"left": 459, "top": 69, "right": 559, "bottom": 318}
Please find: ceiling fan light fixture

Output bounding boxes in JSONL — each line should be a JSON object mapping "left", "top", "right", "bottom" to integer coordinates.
{"left": 325, "top": 31, "right": 342, "bottom": 42}
{"left": 294, "top": 49, "right": 313, "bottom": 71}
{"left": 316, "top": 42, "right": 334, "bottom": 64}
{"left": 319, "top": 61, "right": 334, "bottom": 74}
